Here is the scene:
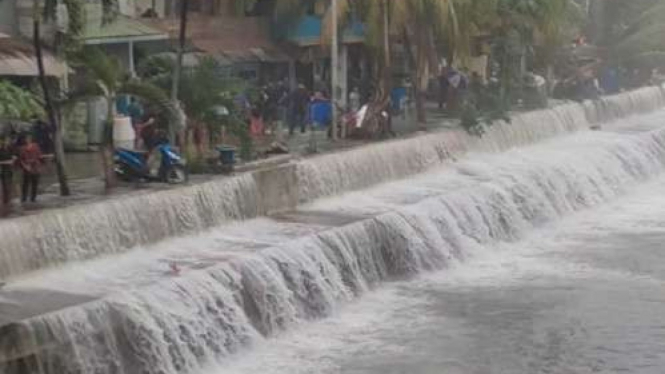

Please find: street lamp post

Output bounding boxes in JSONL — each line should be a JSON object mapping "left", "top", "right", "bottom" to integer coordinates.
{"left": 331, "top": 0, "right": 339, "bottom": 140}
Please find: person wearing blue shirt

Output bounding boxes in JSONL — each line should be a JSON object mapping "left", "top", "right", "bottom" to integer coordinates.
{"left": 309, "top": 91, "right": 332, "bottom": 130}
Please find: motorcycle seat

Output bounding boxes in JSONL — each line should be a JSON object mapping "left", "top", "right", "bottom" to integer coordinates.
{"left": 117, "top": 148, "right": 148, "bottom": 156}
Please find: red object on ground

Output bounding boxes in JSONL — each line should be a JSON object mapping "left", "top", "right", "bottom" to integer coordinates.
{"left": 169, "top": 262, "right": 181, "bottom": 276}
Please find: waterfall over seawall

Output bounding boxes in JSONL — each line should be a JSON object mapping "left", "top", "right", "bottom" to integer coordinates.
{"left": 0, "top": 86, "right": 663, "bottom": 280}
{"left": 0, "top": 175, "right": 261, "bottom": 279}
{"left": 295, "top": 86, "right": 665, "bottom": 201}
{"left": 2, "top": 121, "right": 665, "bottom": 373}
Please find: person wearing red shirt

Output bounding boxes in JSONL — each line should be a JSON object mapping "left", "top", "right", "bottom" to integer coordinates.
{"left": 18, "top": 134, "right": 43, "bottom": 203}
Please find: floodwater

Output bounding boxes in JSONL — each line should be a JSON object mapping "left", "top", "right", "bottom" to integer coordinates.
{"left": 4, "top": 101, "right": 665, "bottom": 374}
{"left": 214, "top": 176, "right": 665, "bottom": 374}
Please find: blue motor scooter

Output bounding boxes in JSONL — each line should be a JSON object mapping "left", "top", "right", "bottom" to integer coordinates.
{"left": 114, "top": 143, "right": 188, "bottom": 184}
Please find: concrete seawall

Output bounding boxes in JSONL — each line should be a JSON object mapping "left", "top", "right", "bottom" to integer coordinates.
{"left": 4, "top": 104, "right": 665, "bottom": 373}
{"left": 0, "top": 86, "right": 664, "bottom": 280}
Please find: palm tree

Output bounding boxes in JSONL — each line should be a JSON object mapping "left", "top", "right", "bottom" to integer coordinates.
{"left": 67, "top": 48, "right": 183, "bottom": 188}
{"left": 531, "top": 0, "right": 583, "bottom": 92}
{"left": 140, "top": 55, "right": 253, "bottom": 161}
{"left": 610, "top": 0, "right": 665, "bottom": 69}
{"left": 446, "top": 0, "right": 499, "bottom": 64}
{"left": 32, "top": 0, "right": 73, "bottom": 196}
{"left": 486, "top": 0, "right": 582, "bottom": 100}
{"left": 396, "top": 0, "right": 458, "bottom": 126}
{"left": 323, "top": 0, "right": 459, "bottom": 127}
{"left": 170, "top": 0, "right": 189, "bottom": 143}
{"left": 0, "top": 0, "right": 118, "bottom": 196}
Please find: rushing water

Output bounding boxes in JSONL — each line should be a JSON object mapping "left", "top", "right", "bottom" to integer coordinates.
{"left": 1, "top": 87, "right": 663, "bottom": 280}
{"left": 2, "top": 101, "right": 665, "bottom": 373}
{"left": 215, "top": 177, "right": 665, "bottom": 374}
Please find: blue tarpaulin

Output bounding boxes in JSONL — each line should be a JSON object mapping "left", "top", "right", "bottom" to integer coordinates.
{"left": 309, "top": 100, "right": 332, "bottom": 128}
{"left": 283, "top": 15, "right": 365, "bottom": 46}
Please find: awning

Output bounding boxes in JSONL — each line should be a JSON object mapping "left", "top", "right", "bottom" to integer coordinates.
{"left": 150, "top": 51, "right": 206, "bottom": 68}
{"left": 0, "top": 36, "right": 68, "bottom": 77}
{"left": 215, "top": 48, "right": 291, "bottom": 65}
{"left": 83, "top": 4, "right": 168, "bottom": 45}
{"left": 284, "top": 16, "right": 365, "bottom": 47}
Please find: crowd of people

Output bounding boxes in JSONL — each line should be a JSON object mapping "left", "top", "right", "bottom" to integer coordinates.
{"left": 0, "top": 121, "right": 54, "bottom": 213}
{"left": 235, "top": 81, "right": 335, "bottom": 140}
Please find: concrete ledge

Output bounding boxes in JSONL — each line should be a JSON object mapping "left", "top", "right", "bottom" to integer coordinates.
{"left": 0, "top": 86, "right": 664, "bottom": 281}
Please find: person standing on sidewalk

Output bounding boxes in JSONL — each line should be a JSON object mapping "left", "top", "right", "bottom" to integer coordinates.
{"left": 18, "top": 134, "right": 43, "bottom": 203}
{"left": 0, "top": 137, "right": 16, "bottom": 207}
{"left": 288, "top": 84, "right": 309, "bottom": 135}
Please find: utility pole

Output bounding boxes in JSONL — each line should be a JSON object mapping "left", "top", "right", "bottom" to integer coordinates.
{"left": 331, "top": 0, "right": 339, "bottom": 140}
{"left": 170, "top": 0, "right": 188, "bottom": 143}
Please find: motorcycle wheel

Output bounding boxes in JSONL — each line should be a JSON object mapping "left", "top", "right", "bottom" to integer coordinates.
{"left": 115, "top": 164, "right": 135, "bottom": 182}
{"left": 164, "top": 165, "right": 188, "bottom": 184}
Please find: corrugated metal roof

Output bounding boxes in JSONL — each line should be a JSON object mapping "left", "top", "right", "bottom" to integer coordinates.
{"left": 0, "top": 37, "right": 67, "bottom": 77}
{"left": 145, "top": 14, "right": 292, "bottom": 64}
{"left": 83, "top": 4, "right": 168, "bottom": 44}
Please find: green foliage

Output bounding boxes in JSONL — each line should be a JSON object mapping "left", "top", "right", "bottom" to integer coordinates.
{"left": 140, "top": 56, "right": 253, "bottom": 160}
{"left": 611, "top": 0, "right": 665, "bottom": 67}
{"left": 460, "top": 80, "right": 511, "bottom": 137}
{"left": 0, "top": 80, "right": 44, "bottom": 120}
{"left": 66, "top": 47, "right": 183, "bottom": 135}
{"left": 136, "top": 55, "right": 174, "bottom": 81}
{"left": 71, "top": 47, "right": 125, "bottom": 94}
{"left": 180, "top": 59, "right": 253, "bottom": 160}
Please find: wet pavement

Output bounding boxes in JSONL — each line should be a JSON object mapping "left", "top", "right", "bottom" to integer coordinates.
{"left": 0, "top": 108, "right": 458, "bottom": 220}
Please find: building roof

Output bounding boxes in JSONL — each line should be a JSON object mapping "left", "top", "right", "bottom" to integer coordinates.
{"left": 145, "top": 14, "right": 291, "bottom": 65}
{"left": 83, "top": 5, "right": 168, "bottom": 44}
{"left": 0, "top": 36, "right": 67, "bottom": 77}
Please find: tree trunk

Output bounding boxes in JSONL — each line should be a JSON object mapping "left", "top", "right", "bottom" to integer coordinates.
{"left": 404, "top": 24, "right": 429, "bottom": 128}
{"left": 414, "top": 24, "right": 429, "bottom": 127}
{"left": 382, "top": 0, "right": 391, "bottom": 94}
{"left": 545, "top": 64, "right": 555, "bottom": 96}
{"left": 33, "top": 15, "right": 70, "bottom": 196}
{"left": 101, "top": 96, "right": 116, "bottom": 189}
{"left": 362, "top": 0, "right": 392, "bottom": 137}
{"left": 170, "top": 0, "right": 189, "bottom": 144}
{"left": 331, "top": 0, "right": 339, "bottom": 140}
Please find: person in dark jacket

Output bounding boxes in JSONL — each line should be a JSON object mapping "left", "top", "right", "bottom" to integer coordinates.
{"left": 288, "top": 84, "right": 309, "bottom": 135}
{"left": 18, "top": 134, "right": 43, "bottom": 203}
{"left": 0, "top": 137, "right": 16, "bottom": 206}
{"left": 32, "top": 119, "right": 54, "bottom": 155}
{"left": 438, "top": 67, "right": 449, "bottom": 109}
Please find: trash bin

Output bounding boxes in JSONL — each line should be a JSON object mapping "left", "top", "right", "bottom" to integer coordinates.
{"left": 217, "top": 145, "right": 237, "bottom": 166}
{"left": 391, "top": 87, "right": 407, "bottom": 112}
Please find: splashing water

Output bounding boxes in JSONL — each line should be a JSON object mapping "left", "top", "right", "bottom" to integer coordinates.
{"left": 3, "top": 102, "right": 665, "bottom": 373}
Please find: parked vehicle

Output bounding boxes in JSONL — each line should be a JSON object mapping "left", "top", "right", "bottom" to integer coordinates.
{"left": 114, "top": 143, "right": 187, "bottom": 184}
